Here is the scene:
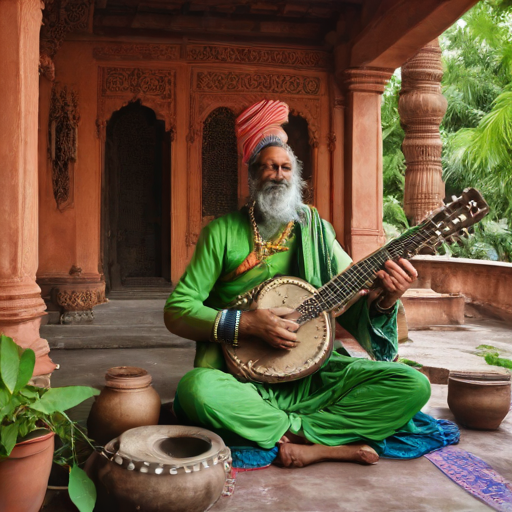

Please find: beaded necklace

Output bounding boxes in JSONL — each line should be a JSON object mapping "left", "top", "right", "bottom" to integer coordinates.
{"left": 248, "top": 201, "right": 294, "bottom": 260}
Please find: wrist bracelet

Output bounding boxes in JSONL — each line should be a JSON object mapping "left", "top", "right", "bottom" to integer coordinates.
{"left": 374, "top": 299, "right": 395, "bottom": 316}
{"left": 217, "top": 309, "right": 241, "bottom": 346}
{"left": 212, "top": 310, "right": 223, "bottom": 342}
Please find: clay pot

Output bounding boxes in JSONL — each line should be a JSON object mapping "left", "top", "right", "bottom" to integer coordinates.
{"left": 87, "top": 366, "right": 161, "bottom": 446}
{"left": 86, "top": 425, "right": 230, "bottom": 512}
{"left": 0, "top": 430, "right": 55, "bottom": 512}
{"left": 448, "top": 371, "right": 511, "bottom": 430}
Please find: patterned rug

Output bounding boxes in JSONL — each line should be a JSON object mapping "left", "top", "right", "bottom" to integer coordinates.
{"left": 425, "top": 446, "right": 512, "bottom": 512}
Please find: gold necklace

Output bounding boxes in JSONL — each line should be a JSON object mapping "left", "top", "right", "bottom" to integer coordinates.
{"left": 248, "top": 201, "right": 294, "bottom": 260}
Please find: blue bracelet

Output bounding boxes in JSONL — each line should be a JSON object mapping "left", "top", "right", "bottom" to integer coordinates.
{"left": 217, "top": 309, "right": 241, "bottom": 345}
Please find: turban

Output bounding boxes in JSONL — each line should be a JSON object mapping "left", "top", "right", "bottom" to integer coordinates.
{"left": 236, "top": 100, "right": 289, "bottom": 164}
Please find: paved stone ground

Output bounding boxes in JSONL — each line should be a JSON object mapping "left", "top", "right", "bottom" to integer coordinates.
{"left": 41, "top": 299, "right": 512, "bottom": 512}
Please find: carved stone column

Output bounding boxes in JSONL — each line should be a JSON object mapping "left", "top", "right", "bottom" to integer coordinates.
{"left": 399, "top": 38, "right": 447, "bottom": 225}
{"left": 0, "top": 0, "right": 56, "bottom": 377}
{"left": 342, "top": 67, "right": 393, "bottom": 261}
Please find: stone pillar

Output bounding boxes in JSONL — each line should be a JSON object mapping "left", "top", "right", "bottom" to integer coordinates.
{"left": 399, "top": 38, "right": 447, "bottom": 225}
{"left": 342, "top": 68, "right": 393, "bottom": 261}
{"left": 0, "top": 0, "right": 56, "bottom": 377}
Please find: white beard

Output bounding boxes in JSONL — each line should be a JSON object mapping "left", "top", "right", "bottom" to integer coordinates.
{"left": 250, "top": 173, "right": 305, "bottom": 240}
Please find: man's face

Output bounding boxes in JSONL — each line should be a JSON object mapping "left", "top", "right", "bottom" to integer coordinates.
{"left": 256, "top": 146, "right": 293, "bottom": 190}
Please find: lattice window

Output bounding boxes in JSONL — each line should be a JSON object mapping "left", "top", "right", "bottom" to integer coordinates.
{"left": 202, "top": 108, "right": 238, "bottom": 219}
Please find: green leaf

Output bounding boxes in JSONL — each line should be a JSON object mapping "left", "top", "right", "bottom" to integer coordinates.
{"left": 0, "top": 386, "right": 9, "bottom": 408}
{"left": 29, "top": 386, "right": 99, "bottom": 415}
{"left": 68, "top": 465, "right": 96, "bottom": 512}
{"left": 0, "top": 335, "right": 20, "bottom": 393}
{"left": 20, "top": 387, "right": 39, "bottom": 399}
{"left": 14, "top": 348, "right": 35, "bottom": 392}
{"left": 1, "top": 423, "right": 19, "bottom": 456}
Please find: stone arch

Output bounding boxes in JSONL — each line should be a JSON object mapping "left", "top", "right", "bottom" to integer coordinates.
{"left": 102, "top": 101, "right": 171, "bottom": 291}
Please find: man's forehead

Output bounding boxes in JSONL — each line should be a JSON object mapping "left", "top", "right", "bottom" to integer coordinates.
{"left": 258, "top": 147, "right": 291, "bottom": 163}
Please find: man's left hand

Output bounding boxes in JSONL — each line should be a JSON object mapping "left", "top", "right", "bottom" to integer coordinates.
{"left": 370, "top": 258, "right": 418, "bottom": 309}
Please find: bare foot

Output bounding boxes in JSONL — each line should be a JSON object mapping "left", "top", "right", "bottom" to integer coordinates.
{"left": 275, "top": 442, "right": 379, "bottom": 468}
{"left": 278, "top": 431, "right": 310, "bottom": 445}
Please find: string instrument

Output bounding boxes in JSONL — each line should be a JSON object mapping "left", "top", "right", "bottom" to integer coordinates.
{"left": 222, "top": 188, "right": 489, "bottom": 384}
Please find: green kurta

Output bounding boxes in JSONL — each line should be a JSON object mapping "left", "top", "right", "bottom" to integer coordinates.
{"left": 165, "top": 207, "right": 430, "bottom": 450}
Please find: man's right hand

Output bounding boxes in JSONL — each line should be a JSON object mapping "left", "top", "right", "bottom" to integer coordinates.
{"left": 238, "top": 307, "right": 300, "bottom": 350}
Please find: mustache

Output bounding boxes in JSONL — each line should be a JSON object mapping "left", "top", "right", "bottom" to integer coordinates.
{"left": 261, "top": 179, "right": 291, "bottom": 191}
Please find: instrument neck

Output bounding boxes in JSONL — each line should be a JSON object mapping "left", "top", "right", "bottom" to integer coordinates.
{"left": 295, "top": 221, "right": 438, "bottom": 324}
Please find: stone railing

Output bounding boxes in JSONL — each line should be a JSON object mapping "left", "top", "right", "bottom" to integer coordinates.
{"left": 412, "top": 255, "right": 512, "bottom": 318}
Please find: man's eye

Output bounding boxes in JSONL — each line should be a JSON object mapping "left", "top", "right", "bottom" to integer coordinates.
{"left": 282, "top": 167, "right": 292, "bottom": 171}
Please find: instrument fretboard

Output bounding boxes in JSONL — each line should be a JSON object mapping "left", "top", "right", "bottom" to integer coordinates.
{"left": 295, "top": 220, "right": 439, "bottom": 324}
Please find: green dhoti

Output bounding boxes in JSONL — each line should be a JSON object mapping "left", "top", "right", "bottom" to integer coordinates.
{"left": 174, "top": 353, "right": 431, "bottom": 450}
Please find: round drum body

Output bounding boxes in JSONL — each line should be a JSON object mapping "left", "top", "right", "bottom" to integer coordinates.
{"left": 87, "top": 425, "right": 230, "bottom": 512}
{"left": 223, "top": 277, "right": 332, "bottom": 383}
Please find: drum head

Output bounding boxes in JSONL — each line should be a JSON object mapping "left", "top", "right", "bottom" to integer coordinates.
{"left": 224, "top": 277, "right": 332, "bottom": 383}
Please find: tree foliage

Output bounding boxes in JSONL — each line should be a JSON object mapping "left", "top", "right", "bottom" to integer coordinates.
{"left": 381, "top": 0, "right": 512, "bottom": 261}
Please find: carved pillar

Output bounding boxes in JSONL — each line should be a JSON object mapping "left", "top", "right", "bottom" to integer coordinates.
{"left": 0, "top": 0, "right": 56, "bottom": 377}
{"left": 342, "top": 68, "right": 393, "bottom": 261}
{"left": 399, "top": 38, "right": 447, "bottom": 225}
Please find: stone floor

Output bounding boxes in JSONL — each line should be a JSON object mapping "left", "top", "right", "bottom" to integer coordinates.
{"left": 42, "top": 299, "right": 512, "bottom": 512}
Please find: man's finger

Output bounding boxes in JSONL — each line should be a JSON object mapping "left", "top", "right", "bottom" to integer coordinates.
{"left": 384, "top": 261, "right": 413, "bottom": 282}
{"left": 269, "top": 307, "right": 297, "bottom": 317}
{"left": 275, "top": 327, "right": 298, "bottom": 341}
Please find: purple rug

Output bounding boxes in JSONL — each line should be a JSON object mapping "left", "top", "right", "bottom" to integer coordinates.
{"left": 425, "top": 447, "right": 512, "bottom": 512}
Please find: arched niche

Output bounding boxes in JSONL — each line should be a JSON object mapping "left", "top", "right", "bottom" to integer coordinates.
{"left": 201, "top": 107, "right": 238, "bottom": 224}
{"left": 103, "top": 101, "right": 171, "bottom": 291}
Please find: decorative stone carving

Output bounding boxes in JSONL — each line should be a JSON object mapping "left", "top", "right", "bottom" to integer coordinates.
{"left": 97, "top": 67, "right": 176, "bottom": 137}
{"left": 93, "top": 44, "right": 180, "bottom": 61}
{"left": 53, "top": 285, "right": 107, "bottom": 324}
{"left": 195, "top": 72, "right": 321, "bottom": 95}
{"left": 101, "top": 67, "right": 175, "bottom": 99}
{"left": 48, "top": 84, "right": 79, "bottom": 210}
{"left": 186, "top": 45, "right": 330, "bottom": 69}
{"left": 56, "top": 289, "right": 97, "bottom": 311}
{"left": 40, "top": 0, "right": 93, "bottom": 79}
{"left": 343, "top": 67, "right": 393, "bottom": 94}
{"left": 399, "top": 39, "right": 447, "bottom": 225}
{"left": 327, "top": 132, "right": 337, "bottom": 152}
{"left": 39, "top": 52, "right": 56, "bottom": 81}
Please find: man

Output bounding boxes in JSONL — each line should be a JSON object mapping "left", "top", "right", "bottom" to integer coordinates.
{"left": 164, "top": 100, "right": 446, "bottom": 468}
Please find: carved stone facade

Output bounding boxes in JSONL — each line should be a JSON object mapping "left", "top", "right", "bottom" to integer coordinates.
{"left": 195, "top": 71, "right": 321, "bottom": 95}
{"left": 40, "top": 0, "right": 93, "bottom": 80}
{"left": 399, "top": 39, "right": 447, "bottom": 225}
{"left": 97, "top": 67, "right": 177, "bottom": 137}
{"left": 48, "top": 84, "right": 79, "bottom": 210}
{"left": 93, "top": 44, "right": 181, "bottom": 61}
{"left": 187, "top": 45, "right": 330, "bottom": 69}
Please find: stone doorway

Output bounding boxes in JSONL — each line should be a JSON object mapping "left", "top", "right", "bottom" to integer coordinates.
{"left": 104, "top": 102, "right": 171, "bottom": 293}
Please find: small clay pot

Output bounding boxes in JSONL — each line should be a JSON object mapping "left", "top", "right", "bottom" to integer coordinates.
{"left": 0, "top": 430, "right": 55, "bottom": 512}
{"left": 448, "top": 371, "right": 511, "bottom": 430}
{"left": 87, "top": 366, "right": 161, "bottom": 446}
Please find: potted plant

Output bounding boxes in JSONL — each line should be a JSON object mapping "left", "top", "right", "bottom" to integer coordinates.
{"left": 0, "top": 334, "right": 100, "bottom": 512}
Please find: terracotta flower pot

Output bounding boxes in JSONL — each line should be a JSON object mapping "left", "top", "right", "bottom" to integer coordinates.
{"left": 448, "top": 371, "right": 511, "bottom": 430}
{"left": 0, "top": 430, "right": 55, "bottom": 512}
{"left": 87, "top": 366, "right": 161, "bottom": 446}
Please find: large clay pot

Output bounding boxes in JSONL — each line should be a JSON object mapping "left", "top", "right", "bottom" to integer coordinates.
{"left": 448, "top": 371, "right": 511, "bottom": 430}
{"left": 86, "top": 425, "right": 230, "bottom": 512}
{"left": 0, "top": 430, "right": 55, "bottom": 512}
{"left": 87, "top": 366, "right": 161, "bottom": 446}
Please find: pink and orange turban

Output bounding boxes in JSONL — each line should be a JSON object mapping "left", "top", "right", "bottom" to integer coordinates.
{"left": 236, "top": 100, "right": 289, "bottom": 164}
